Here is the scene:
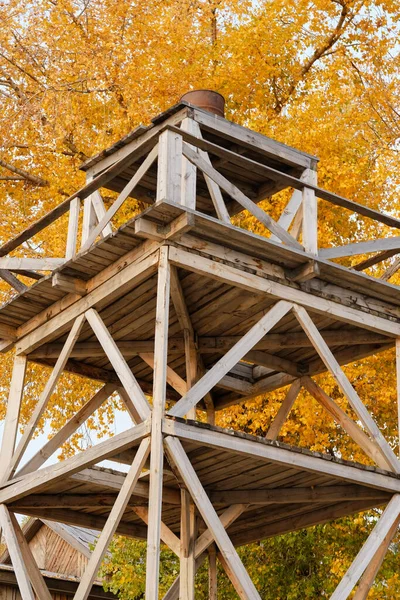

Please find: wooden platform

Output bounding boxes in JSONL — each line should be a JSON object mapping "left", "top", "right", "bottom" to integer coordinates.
{"left": 0, "top": 202, "right": 399, "bottom": 410}
{"left": 5, "top": 418, "right": 397, "bottom": 549}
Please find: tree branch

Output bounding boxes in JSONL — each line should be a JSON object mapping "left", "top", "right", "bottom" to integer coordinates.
{"left": 0, "top": 159, "right": 48, "bottom": 186}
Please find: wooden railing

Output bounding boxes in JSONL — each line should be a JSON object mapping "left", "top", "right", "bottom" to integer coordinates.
{"left": 1, "top": 116, "right": 400, "bottom": 294}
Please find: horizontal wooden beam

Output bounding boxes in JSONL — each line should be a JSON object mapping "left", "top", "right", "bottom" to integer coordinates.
{"left": 209, "top": 486, "right": 391, "bottom": 505}
{"left": 27, "top": 330, "right": 391, "bottom": 359}
{"left": 69, "top": 468, "right": 181, "bottom": 504}
{"left": 0, "top": 420, "right": 151, "bottom": 504}
{"left": 52, "top": 272, "right": 87, "bottom": 295}
{"left": 231, "top": 498, "right": 387, "bottom": 546}
{"left": 0, "top": 258, "right": 64, "bottom": 271}
{"left": 320, "top": 237, "right": 400, "bottom": 260}
{"left": 15, "top": 506, "right": 148, "bottom": 541}
{"left": 169, "top": 246, "right": 400, "bottom": 336}
{"left": 163, "top": 419, "right": 400, "bottom": 494}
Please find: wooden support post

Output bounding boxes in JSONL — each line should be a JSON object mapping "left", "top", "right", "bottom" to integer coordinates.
{"left": 145, "top": 246, "right": 170, "bottom": 600}
{"left": 0, "top": 355, "right": 27, "bottom": 481}
{"left": 170, "top": 265, "right": 203, "bottom": 420}
{"left": 66, "top": 197, "right": 80, "bottom": 260}
{"left": 270, "top": 165, "right": 315, "bottom": 243}
{"left": 182, "top": 119, "right": 230, "bottom": 222}
{"left": 180, "top": 118, "right": 197, "bottom": 210}
{"left": 17, "top": 383, "right": 118, "bottom": 476}
{"left": 85, "top": 308, "right": 150, "bottom": 422}
{"left": 180, "top": 488, "right": 196, "bottom": 599}
{"left": 293, "top": 304, "right": 400, "bottom": 474}
{"left": 265, "top": 379, "right": 301, "bottom": 440}
{"left": 352, "top": 515, "right": 400, "bottom": 600}
{"left": 169, "top": 300, "right": 292, "bottom": 418}
{"left": 0, "top": 269, "right": 27, "bottom": 293}
{"left": 330, "top": 494, "right": 400, "bottom": 600}
{"left": 157, "top": 130, "right": 182, "bottom": 205}
{"left": 302, "top": 376, "right": 392, "bottom": 470}
{"left": 7, "top": 315, "right": 85, "bottom": 480}
{"left": 208, "top": 544, "right": 218, "bottom": 600}
{"left": 397, "top": 338, "right": 400, "bottom": 453}
{"left": 81, "top": 145, "right": 158, "bottom": 252}
{"left": 91, "top": 190, "right": 113, "bottom": 236}
{"left": 73, "top": 437, "right": 151, "bottom": 600}
{"left": 8, "top": 510, "right": 53, "bottom": 600}
{"left": 0, "top": 504, "right": 35, "bottom": 599}
{"left": 162, "top": 504, "right": 246, "bottom": 600}
{"left": 81, "top": 195, "right": 97, "bottom": 248}
{"left": 301, "top": 168, "right": 318, "bottom": 255}
{"left": 165, "top": 436, "right": 261, "bottom": 600}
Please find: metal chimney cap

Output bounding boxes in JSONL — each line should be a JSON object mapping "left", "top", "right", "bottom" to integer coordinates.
{"left": 180, "top": 89, "right": 225, "bottom": 117}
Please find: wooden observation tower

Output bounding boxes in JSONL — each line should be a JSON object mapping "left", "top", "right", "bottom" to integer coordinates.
{"left": 0, "top": 90, "right": 400, "bottom": 599}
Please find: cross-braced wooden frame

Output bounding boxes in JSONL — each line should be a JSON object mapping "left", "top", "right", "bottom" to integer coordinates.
{"left": 0, "top": 106, "right": 399, "bottom": 599}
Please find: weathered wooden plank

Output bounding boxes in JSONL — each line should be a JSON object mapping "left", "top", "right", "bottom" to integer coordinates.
{"left": 85, "top": 308, "right": 150, "bottom": 421}
{"left": 352, "top": 514, "right": 400, "bottom": 600}
{"left": 168, "top": 246, "right": 400, "bottom": 336}
{"left": 0, "top": 356, "right": 27, "bottom": 481}
{"left": 265, "top": 380, "right": 301, "bottom": 440}
{"left": 157, "top": 130, "right": 182, "bottom": 205}
{"left": 7, "top": 315, "right": 85, "bottom": 480}
{"left": 0, "top": 258, "right": 64, "bottom": 271}
{"left": 0, "top": 269, "right": 27, "bottom": 293}
{"left": 146, "top": 247, "right": 170, "bottom": 600}
{"left": 302, "top": 376, "right": 392, "bottom": 470}
{"left": 209, "top": 486, "right": 390, "bottom": 505}
{"left": 293, "top": 305, "right": 400, "bottom": 473}
{"left": 73, "top": 437, "right": 151, "bottom": 600}
{"left": 180, "top": 488, "right": 196, "bottom": 599}
{"left": 66, "top": 197, "right": 81, "bottom": 260}
{"left": 330, "top": 494, "right": 400, "bottom": 600}
{"left": 320, "top": 237, "right": 400, "bottom": 260}
{"left": 169, "top": 300, "right": 292, "bottom": 418}
{"left": 162, "top": 419, "right": 400, "bottom": 494}
{"left": 182, "top": 143, "right": 303, "bottom": 250}
{"left": 165, "top": 436, "right": 261, "bottom": 599}
{"left": 301, "top": 169, "right": 318, "bottom": 255}
{"left": 8, "top": 510, "right": 53, "bottom": 600}
{"left": 0, "top": 504, "right": 35, "bottom": 599}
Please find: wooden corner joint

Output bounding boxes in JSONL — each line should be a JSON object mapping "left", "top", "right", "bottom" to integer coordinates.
{"left": 134, "top": 212, "right": 195, "bottom": 242}
{"left": 286, "top": 260, "right": 321, "bottom": 283}
{"left": 52, "top": 272, "right": 87, "bottom": 296}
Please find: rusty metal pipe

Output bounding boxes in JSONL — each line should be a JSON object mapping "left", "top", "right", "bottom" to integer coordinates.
{"left": 180, "top": 90, "right": 225, "bottom": 117}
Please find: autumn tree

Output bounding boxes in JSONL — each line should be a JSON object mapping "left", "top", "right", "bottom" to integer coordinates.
{"left": 1, "top": 0, "right": 400, "bottom": 596}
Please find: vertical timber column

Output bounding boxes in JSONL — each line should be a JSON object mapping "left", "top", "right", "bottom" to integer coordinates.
{"left": 145, "top": 246, "right": 171, "bottom": 599}
{"left": 208, "top": 544, "right": 218, "bottom": 599}
{"left": 180, "top": 118, "right": 197, "bottom": 210}
{"left": 301, "top": 168, "right": 318, "bottom": 255}
{"left": 0, "top": 355, "right": 27, "bottom": 482}
{"left": 180, "top": 488, "right": 196, "bottom": 598}
{"left": 397, "top": 338, "right": 400, "bottom": 452}
{"left": 157, "top": 129, "right": 183, "bottom": 205}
